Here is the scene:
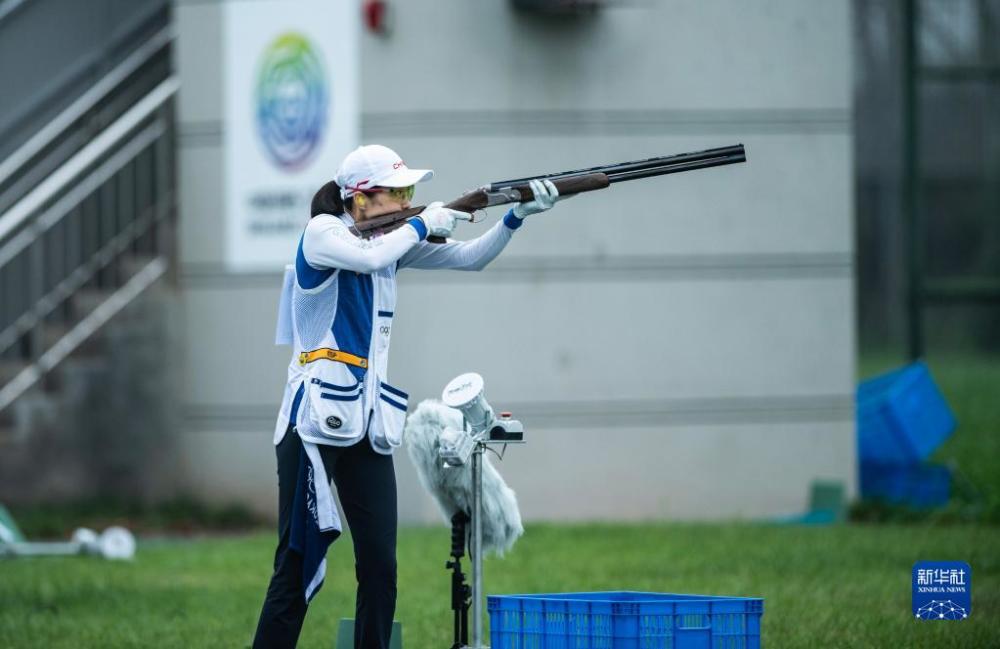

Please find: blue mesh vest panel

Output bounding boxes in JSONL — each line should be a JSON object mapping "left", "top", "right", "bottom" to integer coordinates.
{"left": 330, "top": 270, "right": 373, "bottom": 382}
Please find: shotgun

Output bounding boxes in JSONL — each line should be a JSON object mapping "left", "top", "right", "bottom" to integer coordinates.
{"left": 353, "top": 144, "right": 747, "bottom": 242}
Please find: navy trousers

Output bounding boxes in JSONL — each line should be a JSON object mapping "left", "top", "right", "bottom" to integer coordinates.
{"left": 253, "top": 428, "right": 398, "bottom": 649}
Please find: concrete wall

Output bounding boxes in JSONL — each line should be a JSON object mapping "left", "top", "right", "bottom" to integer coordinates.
{"left": 0, "top": 285, "right": 181, "bottom": 504}
{"left": 174, "top": 0, "right": 855, "bottom": 522}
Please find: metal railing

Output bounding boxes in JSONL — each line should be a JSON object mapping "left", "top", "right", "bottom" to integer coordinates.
{"left": 0, "top": 0, "right": 30, "bottom": 23}
{"left": 0, "top": 54, "right": 176, "bottom": 413}
{"left": 900, "top": 0, "right": 1000, "bottom": 357}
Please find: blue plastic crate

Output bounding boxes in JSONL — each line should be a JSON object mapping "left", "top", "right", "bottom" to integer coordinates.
{"left": 860, "top": 462, "right": 951, "bottom": 508}
{"left": 856, "top": 361, "right": 956, "bottom": 464}
{"left": 488, "top": 591, "right": 764, "bottom": 649}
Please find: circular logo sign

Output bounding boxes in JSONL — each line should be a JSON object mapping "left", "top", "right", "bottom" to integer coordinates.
{"left": 255, "top": 33, "right": 328, "bottom": 171}
{"left": 325, "top": 416, "right": 343, "bottom": 430}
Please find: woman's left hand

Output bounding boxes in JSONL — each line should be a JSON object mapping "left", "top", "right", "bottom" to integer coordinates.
{"left": 513, "top": 179, "right": 560, "bottom": 219}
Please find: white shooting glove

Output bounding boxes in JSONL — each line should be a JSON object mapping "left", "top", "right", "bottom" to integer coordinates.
{"left": 512, "top": 179, "right": 560, "bottom": 219}
{"left": 418, "top": 201, "right": 472, "bottom": 238}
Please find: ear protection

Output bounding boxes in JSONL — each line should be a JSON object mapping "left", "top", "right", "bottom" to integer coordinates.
{"left": 354, "top": 194, "right": 367, "bottom": 206}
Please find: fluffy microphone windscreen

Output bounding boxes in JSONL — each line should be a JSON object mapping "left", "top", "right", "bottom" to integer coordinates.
{"left": 404, "top": 400, "right": 524, "bottom": 556}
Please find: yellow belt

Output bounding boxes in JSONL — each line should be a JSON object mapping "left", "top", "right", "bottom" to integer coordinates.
{"left": 298, "top": 348, "right": 369, "bottom": 369}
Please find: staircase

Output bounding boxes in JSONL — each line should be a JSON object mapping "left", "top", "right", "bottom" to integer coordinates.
{"left": 0, "top": 0, "right": 176, "bottom": 447}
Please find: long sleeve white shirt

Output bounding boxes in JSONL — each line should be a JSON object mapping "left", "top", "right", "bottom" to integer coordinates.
{"left": 301, "top": 211, "right": 520, "bottom": 272}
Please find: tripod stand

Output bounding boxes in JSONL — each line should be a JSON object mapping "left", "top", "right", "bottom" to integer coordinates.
{"left": 437, "top": 372, "right": 526, "bottom": 648}
{"left": 447, "top": 512, "right": 471, "bottom": 649}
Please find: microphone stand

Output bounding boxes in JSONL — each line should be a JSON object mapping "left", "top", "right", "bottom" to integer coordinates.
{"left": 471, "top": 443, "right": 484, "bottom": 648}
{"left": 442, "top": 440, "right": 488, "bottom": 648}
{"left": 447, "top": 512, "right": 471, "bottom": 649}
{"left": 437, "top": 371, "right": 525, "bottom": 648}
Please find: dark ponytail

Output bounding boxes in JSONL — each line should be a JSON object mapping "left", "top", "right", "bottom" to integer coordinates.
{"left": 311, "top": 180, "right": 352, "bottom": 217}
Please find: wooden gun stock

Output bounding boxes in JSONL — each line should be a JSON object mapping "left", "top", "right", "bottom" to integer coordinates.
{"left": 355, "top": 172, "right": 611, "bottom": 242}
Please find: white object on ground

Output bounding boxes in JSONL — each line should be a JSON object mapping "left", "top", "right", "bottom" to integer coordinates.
{"left": 98, "top": 526, "right": 136, "bottom": 560}
{"left": 71, "top": 527, "right": 100, "bottom": 554}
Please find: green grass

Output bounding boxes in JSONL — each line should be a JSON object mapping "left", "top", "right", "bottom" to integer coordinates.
{"left": 2, "top": 353, "right": 997, "bottom": 647}
{"left": 1, "top": 523, "right": 997, "bottom": 648}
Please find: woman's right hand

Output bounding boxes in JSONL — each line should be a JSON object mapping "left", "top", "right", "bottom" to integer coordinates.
{"left": 418, "top": 202, "right": 471, "bottom": 238}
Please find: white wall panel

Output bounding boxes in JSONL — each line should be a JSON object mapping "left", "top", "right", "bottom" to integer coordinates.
{"left": 372, "top": 133, "right": 852, "bottom": 257}
{"left": 173, "top": 0, "right": 856, "bottom": 521}
{"left": 179, "top": 285, "right": 290, "bottom": 406}
{"left": 362, "top": 0, "right": 851, "bottom": 112}
{"left": 388, "top": 276, "right": 855, "bottom": 403}
{"left": 176, "top": 145, "right": 225, "bottom": 265}
{"left": 498, "top": 421, "right": 857, "bottom": 521}
{"left": 174, "top": 4, "right": 224, "bottom": 123}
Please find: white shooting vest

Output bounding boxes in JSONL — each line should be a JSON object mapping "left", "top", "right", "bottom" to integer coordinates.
{"left": 273, "top": 228, "right": 409, "bottom": 454}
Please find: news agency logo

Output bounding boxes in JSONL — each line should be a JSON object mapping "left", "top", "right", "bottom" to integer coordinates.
{"left": 255, "top": 33, "right": 328, "bottom": 171}
{"left": 913, "top": 561, "right": 971, "bottom": 620}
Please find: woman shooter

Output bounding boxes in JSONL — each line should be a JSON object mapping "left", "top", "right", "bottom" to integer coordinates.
{"left": 253, "top": 144, "right": 559, "bottom": 649}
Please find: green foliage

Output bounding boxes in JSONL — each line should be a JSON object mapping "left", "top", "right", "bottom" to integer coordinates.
{"left": 6, "top": 496, "right": 264, "bottom": 540}
{"left": 1, "top": 523, "right": 997, "bottom": 648}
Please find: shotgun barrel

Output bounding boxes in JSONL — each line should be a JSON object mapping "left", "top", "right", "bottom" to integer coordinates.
{"left": 488, "top": 144, "right": 745, "bottom": 189}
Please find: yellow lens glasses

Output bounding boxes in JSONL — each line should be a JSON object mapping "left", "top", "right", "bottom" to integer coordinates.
{"left": 382, "top": 185, "right": 415, "bottom": 202}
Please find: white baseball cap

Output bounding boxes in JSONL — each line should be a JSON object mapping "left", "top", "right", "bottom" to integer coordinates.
{"left": 335, "top": 144, "right": 433, "bottom": 198}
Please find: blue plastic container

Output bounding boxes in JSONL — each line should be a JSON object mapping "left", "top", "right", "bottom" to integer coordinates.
{"left": 860, "top": 462, "right": 951, "bottom": 507}
{"left": 488, "top": 591, "right": 764, "bottom": 649}
{"left": 856, "top": 361, "right": 956, "bottom": 464}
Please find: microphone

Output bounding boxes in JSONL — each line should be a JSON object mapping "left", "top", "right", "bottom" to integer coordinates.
{"left": 404, "top": 374, "right": 524, "bottom": 556}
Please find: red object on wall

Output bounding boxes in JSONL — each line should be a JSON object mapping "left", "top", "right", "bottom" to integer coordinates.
{"left": 363, "top": 1, "right": 389, "bottom": 35}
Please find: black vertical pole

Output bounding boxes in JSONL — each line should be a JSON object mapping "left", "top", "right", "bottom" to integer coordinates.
{"left": 902, "top": 0, "right": 924, "bottom": 359}
{"left": 979, "top": 0, "right": 1000, "bottom": 290}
